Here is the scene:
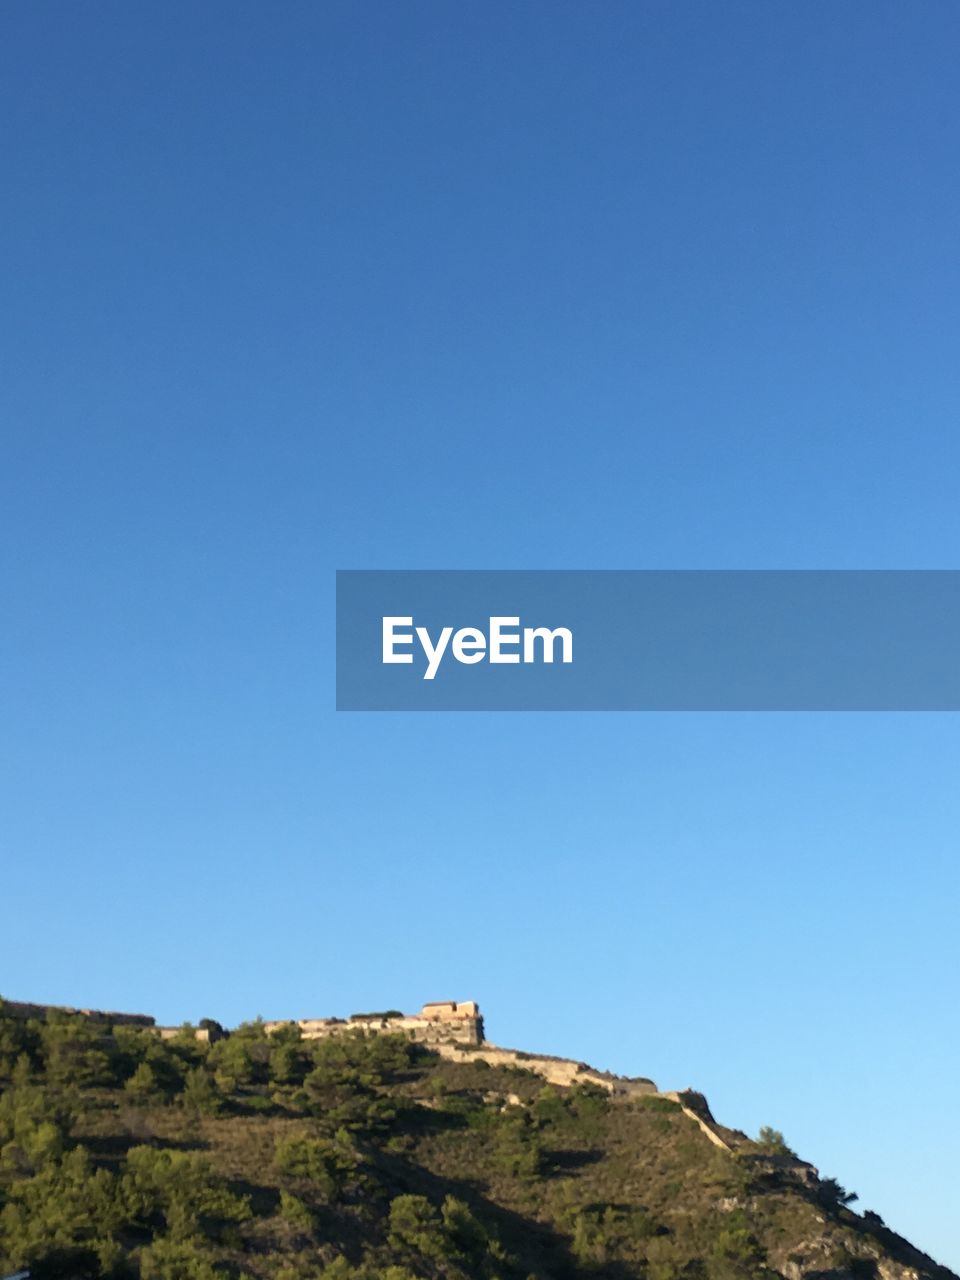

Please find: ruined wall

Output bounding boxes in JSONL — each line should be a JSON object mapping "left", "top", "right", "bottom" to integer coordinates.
{"left": 262, "top": 1011, "right": 483, "bottom": 1046}
{"left": 431, "top": 1041, "right": 659, "bottom": 1097}
{"left": 155, "top": 1025, "right": 222, "bottom": 1044}
{"left": 0, "top": 999, "right": 154, "bottom": 1028}
{"left": 1, "top": 998, "right": 481, "bottom": 1048}
{"left": 661, "top": 1090, "right": 732, "bottom": 1150}
{"left": 420, "top": 1001, "right": 479, "bottom": 1021}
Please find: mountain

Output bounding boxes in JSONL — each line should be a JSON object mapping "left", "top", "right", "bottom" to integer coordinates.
{"left": 0, "top": 998, "right": 953, "bottom": 1280}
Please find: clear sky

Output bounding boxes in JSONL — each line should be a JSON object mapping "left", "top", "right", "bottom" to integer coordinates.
{"left": 2, "top": 2, "right": 959, "bottom": 1268}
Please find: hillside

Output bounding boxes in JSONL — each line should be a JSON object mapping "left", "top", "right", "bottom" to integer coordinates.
{"left": 0, "top": 1000, "right": 953, "bottom": 1280}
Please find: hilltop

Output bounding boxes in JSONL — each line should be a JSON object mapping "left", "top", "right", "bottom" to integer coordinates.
{"left": 0, "top": 997, "right": 953, "bottom": 1280}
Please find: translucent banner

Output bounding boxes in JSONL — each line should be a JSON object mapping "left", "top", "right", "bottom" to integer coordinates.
{"left": 336, "top": 571, "right": 960, "bottom": 711}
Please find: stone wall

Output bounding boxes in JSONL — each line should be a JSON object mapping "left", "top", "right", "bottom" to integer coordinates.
{"left": 432, "top": 1041, "right": 659, "bottom": 1097}
{"left": 421, "top": 1000, "right": 480, "bottom": 1021}
{"left": 0, "top": 998, "right": 155, "bottom": 1028}
{"left": 1, "top": 998, "right": 482, "bottom": 1047}
{"left": 262, "top": 1009, "right": 483, "bottom": 1046}
{"left": 661, "top": 1090, "right": 732, "bottom": 1149}
{"left": 156, "top": 1025, "right": 222, "bottom": 1044}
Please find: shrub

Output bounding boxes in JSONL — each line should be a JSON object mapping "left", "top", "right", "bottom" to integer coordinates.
{"left": 565, "top": 1201, "right": 663, "bottom": 1262}
{"left": 279, "top": 1189, "right": 314, "bottom": 1231}
{"left": 645, "top": 1235, "right": 687, "bottom": 1280}
{"left": 138, "top": 1235, "right": 221, "bottom": 1280}
{"left": 709, "top": 1217, "right": 768, "bottom": 1280}
{"left": 569, "top": 1082, "right": 610, "bottom": 1119}
{"left": 637, "top": 1095, "right": 682, "bottom": 1113}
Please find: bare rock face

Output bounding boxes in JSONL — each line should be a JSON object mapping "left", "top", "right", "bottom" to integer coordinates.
{"left": 769, "top": 1216, "right": 955, "bottom": 1280}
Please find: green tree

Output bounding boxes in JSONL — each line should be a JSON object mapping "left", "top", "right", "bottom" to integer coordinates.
{"left": 0, "top": 1078, "right": 74, "bottom": 1175}
{"left": 208, "top": 1034, "right": 268, "bottom": 1088}
{"left": 0, "top": 1148, "right": 123, "bottom": 1271}
{"left": 270, "top": 1039, "right": 310, "bottom": 1086}
{"left": 0, "top": 1011, "right": 40, "bottom": 1081}
{"left": 121, "top": 1145, "right": 249, "bottom": 1240}
{"left": 387, "top": 1194, "right": 449, "bottom": 1262}
{"left": 40, "top": 1015, "right": 115, "bottom": 1089}
{"left": 818, "top": 1176, "right": 858, "bottom": 1208}
{"left": 494, "top": 1109, "right": 544, "bottom": 1179}
{"left": 756, "top": 1126, "right": 793, "bottom": 1156}
{"left": 180, "top": 1066, "right": 223, "bottom": 1116}
{"left": 274, "top": 1131, "right": 360, "bottom": 1204}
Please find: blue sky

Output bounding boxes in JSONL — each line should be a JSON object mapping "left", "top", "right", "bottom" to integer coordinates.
{"left": 2, "top": 1, "right": 959, "bottom": 1267}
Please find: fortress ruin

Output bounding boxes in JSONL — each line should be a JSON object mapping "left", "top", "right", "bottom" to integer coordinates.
{"left": 0, "top": 996, "right": 483, "bottom": 1049}
{"left": 261, "top": 1000, "right": 484, "bottom": 1047}
{"left": 2, "top": 995, "right": 739, "bottom": 1145}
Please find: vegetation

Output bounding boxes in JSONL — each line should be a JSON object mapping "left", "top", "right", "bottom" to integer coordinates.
{"left": 0, "top": 1000, "right": 953, "bottom": 1280}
